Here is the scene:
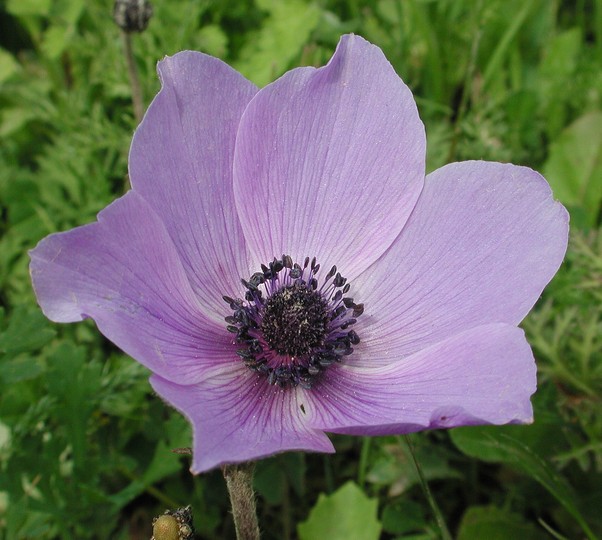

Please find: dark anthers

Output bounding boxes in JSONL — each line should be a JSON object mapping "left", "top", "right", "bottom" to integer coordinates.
{"left": 223, "top": 256, "right": 363, "bottom": 389}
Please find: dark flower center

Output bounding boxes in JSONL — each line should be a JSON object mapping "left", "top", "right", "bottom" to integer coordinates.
{"left": 261, "top": 282, "right": 329, "bottom": 357}
{"left": 223, "top": 255, "right": 363, "bottom": 389}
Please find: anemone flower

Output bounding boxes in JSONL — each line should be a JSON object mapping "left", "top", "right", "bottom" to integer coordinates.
{"left": 30, "top": 34, "right": 568, "bottom": 473}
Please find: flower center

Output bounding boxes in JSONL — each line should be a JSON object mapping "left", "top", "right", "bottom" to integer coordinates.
{"left": 261, "top": 282, "right": 329, "bottom": 357}
{"left": 223, "top": 255, "right": 363, "bottom": 389}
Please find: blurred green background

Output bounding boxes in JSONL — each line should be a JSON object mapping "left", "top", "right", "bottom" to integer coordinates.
{"left": 1, "top": 0, "right": 601, "bottom": 538}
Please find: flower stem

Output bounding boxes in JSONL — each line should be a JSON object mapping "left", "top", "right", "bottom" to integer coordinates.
{"left": 120, "top": 29, "right": 144, "bottom": 124}
{"left": 358, "top": 436, "right": 372, "bottom": 488}
{"left": 222, "top": 462, "right": 260, "bottom": 540}
{"left": 403, "top": 435, "right": 453, "bottom": 540}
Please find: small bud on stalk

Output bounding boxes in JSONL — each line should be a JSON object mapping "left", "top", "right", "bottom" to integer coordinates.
{"left": 112, "top": 0, "right": 152, "bottom": 159}
{"left": 113, "top": 0, "right": 153, "bottom": 33}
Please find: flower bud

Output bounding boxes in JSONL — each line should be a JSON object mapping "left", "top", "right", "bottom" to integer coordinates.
{"left": 151, "top": 506, "right": 194, "bottom": 540}
{"left": 113, "top": 0, "right": 153, "bottom": 33}
{"left": 152, "top": 515, "right": 179, "bottom": 540}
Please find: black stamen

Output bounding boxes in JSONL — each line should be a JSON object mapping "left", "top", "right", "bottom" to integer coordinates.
{"left": 261, "top": 282, "right": 329, "bottom": 357}
{"left": 224, "top": 255, "right": 364, "bottom": 389}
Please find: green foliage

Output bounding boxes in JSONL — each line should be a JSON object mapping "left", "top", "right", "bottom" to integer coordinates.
{"left": 544, "top": 112, "right": 602, "bottom": 228}
{"left": 233, "top": 0, "right": 321, "bottom": 86}
{"left": 457, "top": 506, "right": 546, "bottom": 540}
{"left": 381, "top": 499, "right": 428, "bottom": 537}
{"left": 297, "top": 481, "right": 381, "bottom": 540}
{"left": 1, "top": 0, "right": 601, "bottom": 538}
{"left": 450, "top": 427, "right": 594, "bottom": 538}
{"left": 366, "top": 436, "right": 460, "bottom": 494}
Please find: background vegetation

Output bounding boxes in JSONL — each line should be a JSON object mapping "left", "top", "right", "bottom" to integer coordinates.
{"left": 1, "top": 0, "right": 601, "bottom": 538}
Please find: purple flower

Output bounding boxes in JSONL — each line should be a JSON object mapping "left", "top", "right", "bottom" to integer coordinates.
{"left": 30, "top": 35, "right": 568, "bottom": 473}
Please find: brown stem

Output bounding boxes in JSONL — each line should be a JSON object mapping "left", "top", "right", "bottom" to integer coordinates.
{"left": 120, "top": 29, "right": 144, "bottom": 124}
{"left": 222, "top": 462, "right": 260, "bottom": 540}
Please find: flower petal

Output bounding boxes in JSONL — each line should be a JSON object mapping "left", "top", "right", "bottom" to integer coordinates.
{"left": 306, "top": 324, "right": 536, "bottom": 435}
{"left": 150, "top": 366, "right": 334, "bottom": 473}
{"left": 353, "top": 161, "right": 568, "bottom": 365}
{"left": 29, "top": 191, "right": 232, "bottom": 385}
{"left": 233, "top": 34, "right": 425, "bottom": 278}
{"left": 129, "top": 51, "right": 258, "bottom": 323}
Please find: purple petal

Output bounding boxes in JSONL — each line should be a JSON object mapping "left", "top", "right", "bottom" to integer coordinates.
{"left": 233, "top": 34, "right": 425, "bottom": 278}
{"left": 129, "top": 51, "right": 258, "bottom": 323}
{"left": 150, "top": 366, "right": 334, "bottom": 473}
{"left": 29, "top": 191, "right": 232, "bottom": 385}
{"left": 306, "top": 324, "right": 536, "bottom": 435}
{"left": 352, "top": 161, "right": 568, "bottom": 366}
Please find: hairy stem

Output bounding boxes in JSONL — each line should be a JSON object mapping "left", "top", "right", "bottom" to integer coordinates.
{"left": 222, "top": 462, "right": 260, "bottom": 540}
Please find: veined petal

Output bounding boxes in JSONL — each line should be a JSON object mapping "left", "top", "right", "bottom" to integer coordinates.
{"left": 306, "top": 324, "right": 536, "bottom": 435}
{"left": 29, "top": 191, "right": 232, "bottom": 385}
{"left": 352, "top": 161, "right": 568, "bottom": 366}
{"left": 129, "top": 51, "right": 258, "bottom": 324}
{"left": 150, "top": 366, "right": 333, "bottom": 473}
{"left": 233, "top": 34, "right": 425, "bottom": 279}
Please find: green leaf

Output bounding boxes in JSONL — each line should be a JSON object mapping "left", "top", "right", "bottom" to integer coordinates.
{"left": 108, "top": 413, "right": 189, "bottom": 509}
{"left": 381, "top": 500, "right": 427, "bottom": 535}
{"left": 451, "top": 428, "right": 596, "bottom": 539}
{"left": 0, "top": 306, "right": 56, "bottom": 357}
{"left": 537, "top": 28, "right": 582, "bottom": 139}
{"left": 543, "top": 111, "right": 602, "bottom": 227}
{"left": 482, "top": 0, "right": 535, "bottom": 91}
{"left": 254, "top": 453, "right": 305, "bottom": 504}
{"left": 450, "top": 425, "right": 516, "bottom": 463}
{"left": 0, "top": 107, "right": 39, "bottom": 138}
{"left": 367, "top": 439, "right": 460, "bottom": 493}
{"left": 0, "top": 420, "right": 11, "bottom": 458}
{"left": 40, "top": 0, "right": 85, "bottom": 59}
{"left": 197, "top": 25, "right": 228, "bottom": 58}
{"left": 298, "top": 482, "right": 381, "bottom": 540}
{"left": 254, "top": 460, "right": 285, "bottom": 505}
{"left": 457, "top": 506, "right": 546, "bottom": 540}
{"left": 0, "top": 48, "right": 19, "bottom": 84}
{"left": 234, "top": 0, "right": 321, "bottom": 86}
{"left": 56, "top": 0, "right": 86, "bottom": 25}
{"left": 6, "top": 0, "right": 51, "bottom": 16}
{"left": 41, "top": 25, "right": 74, "bottom": 60}
{"left": 45, "top": 343, "right": 102, "bottom": 477}
{"left": 0, "top": 355, "right": 45, "bottom": 384}
{"left": 141, "top": 438, "right": 183, "bottom": 486}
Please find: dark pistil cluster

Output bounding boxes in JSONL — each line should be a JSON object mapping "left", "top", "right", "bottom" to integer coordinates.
{"left": 261, "top": 282, "right": 329, "bottom": 357}
{"left": 223, "top": 255, "right": 363, "bottom": 389}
